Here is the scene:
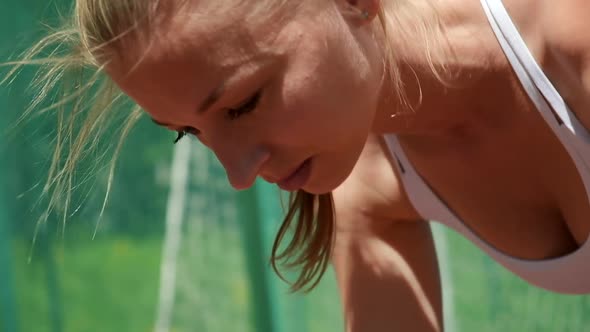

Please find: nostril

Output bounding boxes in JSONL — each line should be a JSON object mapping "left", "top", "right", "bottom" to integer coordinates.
{"left": 219, "top": 146, "right": 271, "bottom": 190}
{"left": 227, "top": 174, "right": 256, "bottom": 191}
{"left": 261, "top": 175, "right": 278, "bottom": 184}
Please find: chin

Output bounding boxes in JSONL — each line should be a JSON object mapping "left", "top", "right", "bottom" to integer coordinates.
{"left": 299, "top": 150, "right": 361, "bottom": 195}
{"left": 302, "top": 169, "right": 351, "bottom": 195}
{"left": 301, "top": 186, "right": 333, "bottom": 195}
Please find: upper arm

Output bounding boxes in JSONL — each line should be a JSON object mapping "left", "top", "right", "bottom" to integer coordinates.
{"left": 331, "top": 219, "right": 443, "bottom": 332}
{"left": 330, "top": 135, "right": 442, "bottom": 332}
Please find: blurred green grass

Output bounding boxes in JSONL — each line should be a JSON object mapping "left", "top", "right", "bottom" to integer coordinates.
{"left": 8, "top": 223, "right": 590, "bottom": 332}
{"left": 8, "top": 224, "right": 344, "bottom": 332}
{"left": 444, "top": 228, "right": 590, "bottom": 332}
{"left": 11, "top": 235, "right": 162, "bottom": 332}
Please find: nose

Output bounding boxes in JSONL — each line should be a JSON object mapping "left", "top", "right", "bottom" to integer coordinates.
{"left": 213, "top": 144, "right": 271, "bottom": 190}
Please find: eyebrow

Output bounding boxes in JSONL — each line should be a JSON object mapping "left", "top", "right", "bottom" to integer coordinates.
{"left": 199, "top": 59, "right": 274, "bottom": 114}
{"left": 151, "top": 60, "right": 273, "bottom": 128}
{"left": 198, "top": 83, "right": 225, "bottom": 114}
{"left": 150, "top": 80, "right": 228, "bottom": 128}
{"left": 151, "top": 90, "right": 225, "bottom": 128}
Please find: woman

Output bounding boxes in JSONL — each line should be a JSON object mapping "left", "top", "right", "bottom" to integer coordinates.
{"left": 5, "top": 0, "right": 590, "bottom": 330}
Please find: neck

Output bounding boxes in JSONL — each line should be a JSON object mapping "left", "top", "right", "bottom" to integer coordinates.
{"left": 371, "top": 0, "right": 510, "bottom": 136}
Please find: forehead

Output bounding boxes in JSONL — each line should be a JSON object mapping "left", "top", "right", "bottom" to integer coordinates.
{"left": 110, "top": 0, "right": 296, "bottom": 75}
{"left": 105, "top": 6, "right": 289, "bottom": 120}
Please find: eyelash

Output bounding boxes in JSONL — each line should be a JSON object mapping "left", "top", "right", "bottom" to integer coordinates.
{"left": 175, "top": 125, "right": 202, "bottom": 144}
{"left": 227, "top": 90, "right": 262, "bottom": 120}
{"left": 174, "top": 90, "right": 262, "bottom": 144}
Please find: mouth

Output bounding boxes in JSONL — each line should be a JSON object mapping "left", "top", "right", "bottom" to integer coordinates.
{"left": 277, "top": 157, "right": 313, "bottom": 191}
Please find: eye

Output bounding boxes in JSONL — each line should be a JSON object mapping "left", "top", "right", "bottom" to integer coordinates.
{"left": 226, "top": 90, "right": 262, "bottom": 120}
{"left": 173, "top": 127, "right": 200, "bottom": 144}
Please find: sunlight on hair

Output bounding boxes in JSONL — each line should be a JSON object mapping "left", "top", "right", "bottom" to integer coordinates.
{"left": 1, "top": 0, "right": 447, "bottom": 291}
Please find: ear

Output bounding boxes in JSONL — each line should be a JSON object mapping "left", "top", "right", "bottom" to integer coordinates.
{"left": 339, "top": 0, "right": 381, "bottom": 25}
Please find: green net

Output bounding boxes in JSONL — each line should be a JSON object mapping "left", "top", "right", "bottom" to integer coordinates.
{"left": 434, "top": 224, "right": 590, "bottom": 332}
{"left": 2, "top": 2, "right": 590, "bottom": 332}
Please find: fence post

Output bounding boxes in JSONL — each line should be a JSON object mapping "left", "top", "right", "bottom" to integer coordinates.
{"left": 0, "top": 13, "right": 19, "bottom": 328}
{"left": 236, "top": 180, "right": 286, "bottom": 332}
{"left": 0, "top": 58, "right": 19, "bottom": 332}
{"left": 154, "top": 139, "right": 191, "bottom": 332}
{"left": 0, "top": 185, "right": 18, "bottom": 332}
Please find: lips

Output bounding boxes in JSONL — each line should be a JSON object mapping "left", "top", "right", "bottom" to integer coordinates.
{"left": 276, "top": 158, "right": 313, "bottom": 191}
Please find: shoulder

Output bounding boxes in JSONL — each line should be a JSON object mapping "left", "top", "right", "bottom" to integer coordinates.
{"left": 332, "top": 134, "right": 422, "bottom": 236}
{"left": 539, "top": 0, "right": 590, "bottom": 51}
{"left": 496, "top": 0, "right": 588, "bottom": 53}
{"left": 482, "top": 0, "right": 589, "bottom": 66}
{"left": 536, "top": 0, "right": 590, "bottom": 122}
{"left": 541, "top": 0, "right": 590, "bottom": 89}
{"left": 498, "top": 0, "right": 590, "bottom": 122}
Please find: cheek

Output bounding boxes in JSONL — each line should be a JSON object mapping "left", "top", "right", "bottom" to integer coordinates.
{"left": 267, "top": 74, "right": 373, "bottom": 153}
{"left": 264, "top": 20, "right": 379, "bottom": 147}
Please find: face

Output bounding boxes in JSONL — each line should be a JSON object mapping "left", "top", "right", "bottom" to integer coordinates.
{"left": 108, "top": 1, "right": 384, "bottom": 194}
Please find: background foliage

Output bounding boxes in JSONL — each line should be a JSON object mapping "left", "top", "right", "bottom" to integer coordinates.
{"left": 1, "top": 1, "right": 589, "bottom": 332}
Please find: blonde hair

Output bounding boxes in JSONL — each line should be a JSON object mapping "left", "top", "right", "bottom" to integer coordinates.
{"left": 2, "top": 0, "right": 446, "bottom": 292}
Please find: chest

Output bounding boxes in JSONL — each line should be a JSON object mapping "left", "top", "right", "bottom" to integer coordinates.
{"left": 398, "top": 87, "right": 590, "bottom": 260}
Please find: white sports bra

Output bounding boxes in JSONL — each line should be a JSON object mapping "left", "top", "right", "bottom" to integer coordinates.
{"left": 384, "top": 0, "right": 590, "bottom": 294}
